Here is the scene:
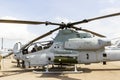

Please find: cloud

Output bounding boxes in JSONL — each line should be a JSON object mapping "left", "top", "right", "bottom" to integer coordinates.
{"left": 83, "top": 8, "right": 120, "bottom": 39}
{"left": 0, "top": 16, "right": 37, "bottom": 42}
{"left": 100, "top": 8, "right": 120, "bottom": 14}
{"left": 55, "top": 16, "right": 74, "bottom": 23}
{"left": 99, "top": 8, "right": 120, "bottom": 37}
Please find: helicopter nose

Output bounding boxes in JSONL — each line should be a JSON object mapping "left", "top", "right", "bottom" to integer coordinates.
{"left": 99, "top": 39, "right": 111, "bottom": 46}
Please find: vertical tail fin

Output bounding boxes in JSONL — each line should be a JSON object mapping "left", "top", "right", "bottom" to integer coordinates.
{"left": 13, "top": 42, "right": 22, "bottom": 54}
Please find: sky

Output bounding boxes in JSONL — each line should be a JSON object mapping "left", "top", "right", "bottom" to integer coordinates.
{"left": 0, "top": 0, "right": 120, "bottom": 48}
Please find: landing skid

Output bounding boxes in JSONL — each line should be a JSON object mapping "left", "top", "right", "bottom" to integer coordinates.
{"left": 33, "top": 70, "right": 83, "bottom": 74}
{"left": 33, "top": 64, "right": 83, "bottom": 74}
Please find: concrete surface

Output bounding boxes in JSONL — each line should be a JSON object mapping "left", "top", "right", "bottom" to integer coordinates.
{"left": 1, "top": 58, "right": 120, "bottom": 80}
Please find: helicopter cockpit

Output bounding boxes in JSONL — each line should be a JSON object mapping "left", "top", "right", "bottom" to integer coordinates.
{"left": 22, "top": 41, "right": 53, "bottom": 54}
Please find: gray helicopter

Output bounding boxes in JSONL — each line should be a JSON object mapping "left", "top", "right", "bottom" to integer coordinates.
{"left": 0, "top": 12, "right": 120, "bottom": 72}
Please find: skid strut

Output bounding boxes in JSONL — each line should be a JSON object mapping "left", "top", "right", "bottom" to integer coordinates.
{"left": 74, "top": 64, "right": 78, "bottom": 72}
{"left": 45, "top": 64, "right": 49, "bottom": 72}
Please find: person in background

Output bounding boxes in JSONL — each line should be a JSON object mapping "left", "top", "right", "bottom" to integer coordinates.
{"left": 0, "top": 55, "right": 2, "bottom": 70}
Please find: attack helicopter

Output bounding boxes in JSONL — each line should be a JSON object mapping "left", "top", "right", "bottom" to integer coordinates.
{"left": 0, "top": 12, "right": 120, "bottom": 72}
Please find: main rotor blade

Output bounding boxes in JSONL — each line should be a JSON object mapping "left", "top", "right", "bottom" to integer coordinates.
{"left": 0, "top": 19, "right": 61, "bottom": 26}
{"left": 20, "top": 27, "right": 61, "bottom": 50}
{"left": 71, "top": 26, "right": 106, "bottom": 37}
{"left": 70, "top": 12, "right": 120, "bottom": 25}
{"left": 2, "top": 52, "right": 13, "bottom": 58}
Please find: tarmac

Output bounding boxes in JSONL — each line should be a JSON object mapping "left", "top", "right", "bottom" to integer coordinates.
{"left": 1, "top": 57, "right": 120, "bottom": 80}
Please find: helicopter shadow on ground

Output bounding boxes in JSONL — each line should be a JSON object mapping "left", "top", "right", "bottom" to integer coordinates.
{"left": 38, "top": 73, "right": 81, "bottom": 80}
{"left": 36, "top": 68, "right": 80, "bottom": 80}
{"left": 0, "top": 69, "right": 34, "bottom": 77}
{"left": 36, "top": 67, "right": 85, "bottom": 80}
{"left": 37, "top": 67, "right": 120, "bottom": 80}
{"left": 0, "top": 64, "right": 36, "bottom": 78}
